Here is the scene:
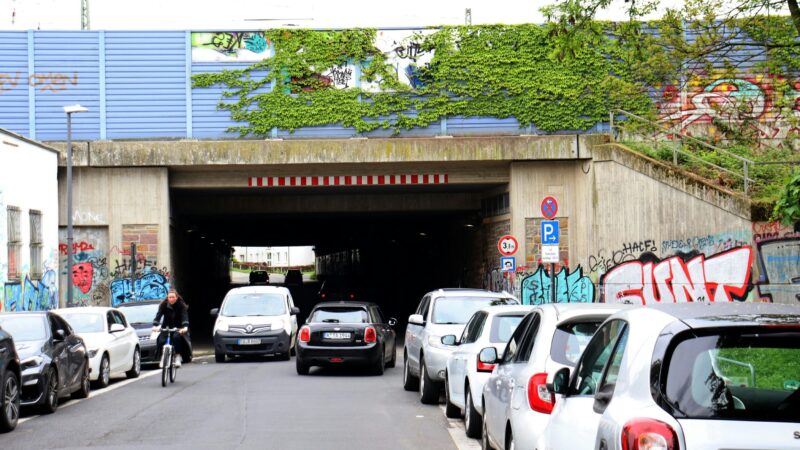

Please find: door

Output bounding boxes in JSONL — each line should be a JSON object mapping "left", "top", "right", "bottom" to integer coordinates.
{"left": 405, "top": 294, "right": 429, "bottom": 374}
{"left": 451, "top": 312, "right": 485, "bottom": 404}
{"left": 546, "top": 320, "right": 629, "bottom": 450}
{"left": 48, "top": 314, "right": 71, "bottom": 393}
{"left": 287, "top": 294, "right": 298, "bottom": 341}
{"left": 112, "top": 311, "right": 136, "bottom": 371}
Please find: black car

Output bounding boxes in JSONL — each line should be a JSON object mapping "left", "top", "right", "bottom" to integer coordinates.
{"left": 284, "top": 269, "right": 303, "bottom": 286}
{"left": 316, "top": 275, "right": 362, "bottom": 302}
{"left": 0, "top": 324, "right": 20, "bottom": 432}
{"left": 296, "top": 301, "right": 397, "bottom": 375}
{"left": 117, "top": 300, "right": 162, "bottom": 365}
{"left": 0, "top": 312, "right": 90, "bottom": 413}
{"left": 249, "top": 270, "right": 269, "bottom": 285}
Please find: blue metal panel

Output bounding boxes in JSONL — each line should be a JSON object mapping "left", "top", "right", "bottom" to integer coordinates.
{"left": 185, "top": 31, "right": 193, "bottom": 138}
{"left": 105, "top": 32, "right": 186, "bottom": 139}
{"left": 448, "top": 116, "right": 524, "bottom": 136}
{"left": 0, "top": 32, "right": 30, "bottom": 136}
{"left": 28, "top": 31, "right": 36, "bottom": 139}
{"left": 33, "top": 32, "right": 101, "bottom": 141}
{"left": 278, "top": 124, "right": 358, "bottom": 139}
{"left": 99, "top": 32, "right": 107, "bottom": 139}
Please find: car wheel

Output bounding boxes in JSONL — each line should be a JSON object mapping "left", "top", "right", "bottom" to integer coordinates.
{"left": 72, "top": 362, "right": 90, "bottom": 399}
{"left": 278, "top": 351, "right": 290, "bottom": 361}
{"left": 419, "top": 358, "right": 439, "bottom": 404}
{"left": 215, "top": 352, "right": 226, "bottom": 363}
{"left": 41, "top": 367, "right": 59, "bottom": 414}
{"left": 386, "top": 343, "right": 396, "bottom": 368}
{"left": 126, "top": 348, "right": 141, "bottom": 379}
{"left": 373, "top": 347, "right": 385, "bottom": 376}
{"left": 296, "top": 357, "right": 309, "bottom": 375}
{"left": 465, "top": 388, "right": 482, "bottom": 438}
{"left": 290, "top": 337, "right": 297, "bottom": 357}
{"left": 505, "top": 427, "right": 514, "bottom": 450}
{"left": 95, "top": 354, "right": 111, "bottom": 388}
{"left": 0, "top": 370, "right": 20, "bottom": 432}
{"left": 481, "top": 413, "right": 493, "bottom": 450}
{"left": 402, "top": 352, "right": 419, "bottom": 391}
{"left": 444, "top": 374, "right": 460, "bottom": 418}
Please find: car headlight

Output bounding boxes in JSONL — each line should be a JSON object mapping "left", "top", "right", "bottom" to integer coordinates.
{"left": 21, "top": 356, "right": 44, "bottom": 369}
{"left": 87, "top": 349, "right": 99, "bottom": 358}
{"left": 215, "top": 320, "right": 229, "bottom": 332}
{"left": 428, "top": 335, "right": 449, "bottom": 349}
{"left": 272, "top": 319, "right": 285, "bottom": 331}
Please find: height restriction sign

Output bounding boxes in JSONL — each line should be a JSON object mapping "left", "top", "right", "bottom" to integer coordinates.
{"left": 497, "top": 235, "right": 518, "bottom": 256}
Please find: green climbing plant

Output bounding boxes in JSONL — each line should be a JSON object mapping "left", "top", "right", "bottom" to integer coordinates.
{"left": 773, "top": 170, "right": 800, "bottom": 225}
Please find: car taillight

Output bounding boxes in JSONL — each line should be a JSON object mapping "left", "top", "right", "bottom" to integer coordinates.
{"left": 299, "top": 326, "right": 311, "bottom": 343}
{"left": 621, "top": 418, "right": 679, "bottom": 450}
{"left": 348, "top": 292, "right": 355, "bottom": 299}
{"left": 364, "top": 326, "right": 377, "bottom": 343}
{"left": 320, "top": 293, "right": 326, "bottom": 299}
{"left": 476, "top": 359, "right": 495, "bottom": 373}
{"left": 527, "top": 373, "right": 554, "bottom": 414}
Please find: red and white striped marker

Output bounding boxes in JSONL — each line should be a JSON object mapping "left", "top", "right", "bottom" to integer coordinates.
{"left": 248, "top": 174, "right": 449, "bottom": 187}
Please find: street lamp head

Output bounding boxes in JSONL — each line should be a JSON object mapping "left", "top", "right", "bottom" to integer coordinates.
{"left": 63, "top": 104, "right": 89, "bottom": 114}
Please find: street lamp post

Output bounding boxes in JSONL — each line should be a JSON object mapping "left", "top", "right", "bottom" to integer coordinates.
{"left": 63, "top": 104, "right": 88, "bottom": 308}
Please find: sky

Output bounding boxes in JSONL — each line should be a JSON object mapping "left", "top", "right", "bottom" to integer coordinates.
{"left": 0, "top": 0, "right": 691, "bottom": 30}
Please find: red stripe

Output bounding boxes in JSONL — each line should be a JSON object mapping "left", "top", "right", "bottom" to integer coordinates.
{"left": 423, "top": 174, "right": 429, "bottom": 184}
{"left": 257, "top": 178, "right": 263, "bottom": 187}
{"left": 268, "top": 177, "right": 274, "bottom": 187}
{"left": 312, "top": 177, "right": 319, "bottom": 186}
{"left": 411, "top": 175, "right": 418, "bottom": 184}
{"left": 444, "top": 174, "right": 449, "bottom": 183}
{"left": 345, "top": 176, "right": 352, "bottom": 186}
{"left": 379, "top": 175, "right": 385, "bottom": 185}
{"left": 248, "top": 177, "right": 253, "bottom": 187}
{"left": 279, "top": 177, "right": 285, "bottom": 186}
{"left": 301, "top": 177, "right": 307, "bottom": 186}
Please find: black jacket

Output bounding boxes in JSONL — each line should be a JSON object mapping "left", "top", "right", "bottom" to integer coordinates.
{"left": 152, "top": 300, "right": 190, "bottom": 329}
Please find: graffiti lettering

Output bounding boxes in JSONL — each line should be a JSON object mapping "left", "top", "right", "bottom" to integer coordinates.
{"left": 327, "top": 65, "right": 354, "bottom": 88}
{"left": 0, "top": 72, "right": 22, "bottom": 93}
{"left": 59, "top": 241, "right": 96, "bottom": 255}
{"left": 601, "top": 247, "right": 753, "bottom": 304}
{"left": 521, "top": 265, "right": 595, "bottom": 305}
{"left": 28, "top": 72, "right": 78, "bottom": 93}
{"left": 191, "top": 31, "right": 269, "bottom": 62}
{"left": 394, "top": 41, "right": 426, "bottom": 61}
{"left": 3, "top": 270, "right": 57, "bottom": 312}
{"left": 756, "top": 237, "right": 800, "bottom": 304}
{"left": 110, "top": 268, "right": 170, "bottom": 306}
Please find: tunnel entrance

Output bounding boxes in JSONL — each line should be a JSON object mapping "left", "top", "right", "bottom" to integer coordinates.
{"left": 168, "top": 181, "right": 501, "bottom": 344}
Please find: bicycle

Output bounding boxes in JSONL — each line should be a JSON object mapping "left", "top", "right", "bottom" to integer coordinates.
{"left": 157, "top": 328, "right": 181, "bottom": 387}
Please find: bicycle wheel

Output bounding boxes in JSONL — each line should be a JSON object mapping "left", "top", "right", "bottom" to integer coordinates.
{"left": 161, "top": 346, "right": 171, "bottom": 387}
{"left": 169, "top": 354, "right": 177, "bottom": 383}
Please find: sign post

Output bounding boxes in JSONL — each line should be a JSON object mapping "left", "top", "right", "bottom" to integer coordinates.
{"left": 540, "top": 196, "right": 559, "bottom": 303}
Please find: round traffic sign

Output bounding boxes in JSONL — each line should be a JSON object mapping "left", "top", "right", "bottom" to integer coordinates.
{"left": 497, "top": 235, "right": 518, "bottom": 256}
{"left": 541, "top": 196, "right": 558, "bottom": 219}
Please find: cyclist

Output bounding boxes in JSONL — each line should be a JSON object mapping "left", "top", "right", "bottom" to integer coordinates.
{"left": 152, "top": 288, "right": 190, "bottom": 367}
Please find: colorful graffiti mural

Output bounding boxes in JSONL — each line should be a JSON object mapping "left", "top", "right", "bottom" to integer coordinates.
{"left": 3, "top": 270, "right": 58, "bottom": 311}
{"left": 520, "top": 265, "right": 594, "bottom": 305}
{"left": 59, "top": 227, "right": 110, "bottom": 307}
{"left": 600, "top": 247, "right": 754, "bottom": 304}
{"left": 191, "top": 32, "right": 270, "bottom": 62}
{"left": 658, "top": 75, "right": 800, "bottom": 141}
{"left": 110, "top": 267, "right": 170, "bottom": 307}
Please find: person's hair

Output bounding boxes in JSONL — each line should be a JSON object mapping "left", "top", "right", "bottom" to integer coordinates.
{"left": 160, "top": 288, "right": 188, "bottom": 309}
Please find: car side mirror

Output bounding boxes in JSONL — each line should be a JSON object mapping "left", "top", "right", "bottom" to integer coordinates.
{"left": 478, "top": 347, "right": 498, "bottom": 364}
{"left": 290, "top": 307, "right": 300, "bottom": 316}
{"left": 441, "top": 335, "right": 458, "bottom": 346}
{"left": 387, "top": 318, "right": 397, "bottom": 327}
{"left": 53, "top": 329, "right": 66, "bottom": 342}
{"left": 408, "top": 314, "right": 425, "bottom": 326}
{"left": 109, "top": 323, "right": 125, "bottom": 333}
{"left": 593, "top": 383, "right": 615, "bottom": 413}
{"left": 547, "top": 367, "right": 571, "bottom": 396}
{"left": 210, "top": 308, "right": 219, "bottom": 317}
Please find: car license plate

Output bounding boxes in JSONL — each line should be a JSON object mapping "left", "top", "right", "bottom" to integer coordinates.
{"left": 323, "top": 332, "right": 351, "bottom": 340}
{"left": 238, "top": 338, "right": 261, "bottom": 345}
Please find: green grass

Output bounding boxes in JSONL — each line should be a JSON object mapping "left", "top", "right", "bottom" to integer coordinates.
{"left": 718, "top": 348, "right": 800, "bottom": 390}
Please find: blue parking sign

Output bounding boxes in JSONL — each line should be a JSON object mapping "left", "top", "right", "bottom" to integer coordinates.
{"left": 541, "top": 220, "right": 560, "bottom": 245}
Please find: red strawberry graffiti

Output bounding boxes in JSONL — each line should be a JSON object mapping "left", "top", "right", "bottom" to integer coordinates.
{"left": 71, "top": 262, "right": 93, "bottom": 294}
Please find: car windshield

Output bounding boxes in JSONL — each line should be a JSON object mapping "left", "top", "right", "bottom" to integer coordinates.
{"left": 222, "top": 293, "right": 286, "bottom": 316}
{"left": 488, "top": 314, "right": 524, "bottom": 343}
{"left": 550, "top": 320, "right": 604, "bottom": 365}
{"left": 118, "top": 303, "right": 161, "bottom": 324}
{"left": 310, "top": 307, "right": 368, "bottom": 324}
{"left": 59, "top": 312, "right": 105, "bottom": 333}
{"left": 0, "top": 315, "right": 47, "bottom": 341}
{"left": 664, "top": 328, "right": 800, "bottom": 422}
{"left": 431, "top": 296, "right": 518, "bottom": 324}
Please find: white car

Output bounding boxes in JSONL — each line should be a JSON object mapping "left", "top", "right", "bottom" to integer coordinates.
{"left": 480, "top": 303, "right": 627, "bottom": 450}
{"left": 403, "top": 288, "right": 519, "bottom": 404}
{"left": 56, "top": 307, "right": 141, "bottom": 388}
{"left": 444, "top": 305, "right": 533, "bottom": 438}
{"left": 211, "top": 285, "right": 299, "bottom": 362}
{"left": 541, "top": 302, "right": 800, "bottom": 450}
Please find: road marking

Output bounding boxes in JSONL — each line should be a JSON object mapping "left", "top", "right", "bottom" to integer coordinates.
{"left": 441, "top": 405, "right": 481, "bottom": 450}
{"left": 17, "top": 363, "right": 183, "bottom": 424}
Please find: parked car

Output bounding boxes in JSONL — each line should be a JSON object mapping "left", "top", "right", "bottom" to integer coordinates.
{"left": 296, "top": 301, "right": 397, "bottom": 375}
{"left": 541, "top": 302, "right": 800, "bottom": 450}
{"left": 117, "top": 300, "right": 162, "bottom": 365}
{"left": 56, "top": 307, "right": 141, "bottom": 388}
{"left": 249, "top": 270, "right": 269, "bottom": 285}
{"left": 480, "top": 303, "right": 628, "bottom": 449}
{"left": 0, "top": 312, "right": 90, "bottom": 414}
{"left": 0, "top": 325, "right": 21, "bottom": 433}
{"left": 443, "top": 305, "right": 533, "bottom": 437}
{"left": 403, "top": 288, "right": 519, "bottom": 404}
{"left": 211, "top": 285, "right": 299, "bottom": 362}
{"left": 317, "top": 274, "right": 362, "bottom": 301}
{"left": 284, "top": 269, "right": 303, "bottom": 286}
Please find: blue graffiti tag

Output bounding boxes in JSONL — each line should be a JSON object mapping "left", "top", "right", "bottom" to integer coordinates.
{"left": 520, "top": 265, "right": 595, "bottom": 305}
{"left": 110, "top": 268, "right": 170, "bottom": 307}
{"left": 3, "top": 271, "right": 56, "bottom": 312}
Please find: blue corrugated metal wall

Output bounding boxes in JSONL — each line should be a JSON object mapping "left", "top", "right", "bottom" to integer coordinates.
{"left": 0, "top": 32, "right": 31, "bottom": 136}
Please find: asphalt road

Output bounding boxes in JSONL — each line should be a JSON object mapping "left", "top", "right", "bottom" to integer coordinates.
{"left": 3, "top": 352, "right": 459, "bottom": 450}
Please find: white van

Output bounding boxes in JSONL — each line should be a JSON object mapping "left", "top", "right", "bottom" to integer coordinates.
{"left": 211, "top": 285, "right": 299, "bottom": 363}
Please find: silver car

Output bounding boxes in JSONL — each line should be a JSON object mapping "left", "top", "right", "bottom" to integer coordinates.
{"left": 480, "top": 303, "right": 627, "bottom": 450}
{"left": 403, "top": 288, "right": 518, "bottom": 404}
{"left": 444, "top": 305, "right": 533, "bottom": 438}
{"left": 542, "top": 302, "right": 800, "bottom": 450}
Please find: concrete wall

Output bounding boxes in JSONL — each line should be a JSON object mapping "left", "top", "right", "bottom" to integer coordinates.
{"left": 57, "top": 167, "right": 171, "bottom": 307}
{"left": 0, "top": 131, "right": 60, "bottom": 311}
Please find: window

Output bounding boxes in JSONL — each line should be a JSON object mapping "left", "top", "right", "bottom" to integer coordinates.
{"left": 462, "top": 312, "right": 487, "bottom": 344}
{"left": 501, "top": 313, "right": 533, "bottom": 364}
{"left": 570, "top": 320, "right": 628, "bottom": 396}
{"left": 513, "top": 313, "right": 541, "bottom": 363}
{"left": 310, "top": 307, "right": 368, "bottom": 324}
{"left": 6, "top": 206, "right": 21, "bottom": 279}
{"left": 29, "top": 210, "right": 42, "bottom": 279}
{"left": 113, "top": 311, "right": 128, "bottom": 327}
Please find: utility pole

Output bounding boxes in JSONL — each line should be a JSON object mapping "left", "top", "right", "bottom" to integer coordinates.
{"left": 81, "top": 0, "right": 90, "bottom": 30}
{"left": 465, "top": 8, "right": 472, "bottom": 25}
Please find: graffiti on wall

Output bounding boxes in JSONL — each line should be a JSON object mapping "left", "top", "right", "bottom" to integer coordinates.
{"left": 0, "top": 71, "right": 79, "bottom": 94}
{"left": 752, "top": 221, "right": 800, "bottom": 304}
{"left": 3, "top": 270, "right": 58, "bottom": 312}
{"left": 658, "top": 76, "right": 800, "bottom": 141}
{"left": 191, "top": 32, "right": 270, "bottom": 62}
{"left": 110, "top": 267, "right": 170, "bottom": 307}
{"left": 520, "top": 265, "right": 595, "bottom": 305}
{"left": 59, "top": 227, "right": 110, "bottom": 307}
{"left": 600, "top": 247, "right": 753, "bottom": 304}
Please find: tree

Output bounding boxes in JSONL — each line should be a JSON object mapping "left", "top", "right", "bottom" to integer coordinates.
{"left": 773, "top": 170, "right": 800, "bottom": 224}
